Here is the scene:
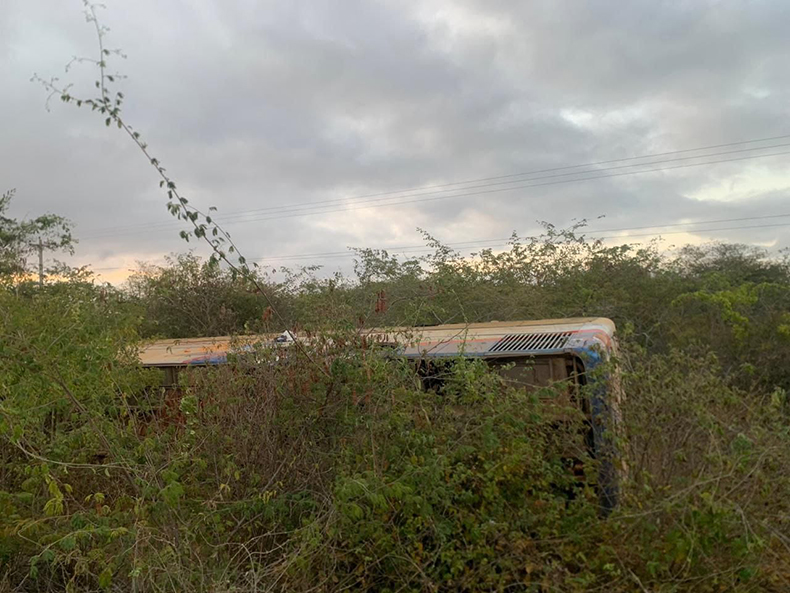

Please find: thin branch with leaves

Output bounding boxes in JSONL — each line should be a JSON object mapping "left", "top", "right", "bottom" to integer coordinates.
{"left": 33, "top": 0, "right": 326, "bottom": 374}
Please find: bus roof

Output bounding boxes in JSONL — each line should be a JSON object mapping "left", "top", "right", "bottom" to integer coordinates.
{"left": 138, "top": 317, "right": 615, "bottom": 367}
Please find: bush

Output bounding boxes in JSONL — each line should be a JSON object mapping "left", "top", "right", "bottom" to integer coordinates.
{"left": 3, "top": 232, "right": 790, "bottom": 591}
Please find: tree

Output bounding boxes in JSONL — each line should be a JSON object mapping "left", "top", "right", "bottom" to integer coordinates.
{"left": 125, "top": 252, "right": 279, "bottom": 338}
{"left": 0, "top": 188, "right": 75, "bottom": 286}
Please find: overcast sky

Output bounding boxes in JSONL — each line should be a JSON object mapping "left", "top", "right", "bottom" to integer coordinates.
{"left": 2, "top": 0, "right": 790, "bottom": 282}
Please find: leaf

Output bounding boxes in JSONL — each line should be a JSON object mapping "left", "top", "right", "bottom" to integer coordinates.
{"left": 98, "top": 567, "right": 113, "bottom": 589}
{"left": 160, "top": 481, "right": 184, "bottom": 506}
{"left": 59, "top": 535, "right": 76, "bottom": 551}
{"left": 43, "top": 497, "right": 64, "bottom": 516}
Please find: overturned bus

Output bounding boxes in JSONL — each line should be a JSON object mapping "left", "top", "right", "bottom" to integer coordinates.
{"left": 138, "top": 317, "right": 622, "bottom": 510}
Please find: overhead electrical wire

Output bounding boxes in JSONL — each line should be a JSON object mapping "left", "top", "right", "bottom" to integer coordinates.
{"left": 78, "top": 133, "right": 790, "bottom": 237}
{"left": 73, "top": 131, "right": 790, "bottom": 275}
{"left": 81, "top": 144, "right": 790, "bottom": 241}
{"left": 250, "top": 221, "right": 790, "bottom": 263}
{"left": 89, "top": 217, "right": 790, "bottom": 272}
{"left": 115, "top": 138, "right": 790, "bottom": 223}
{"left": 146, "top": 141, "right": 790, "bottom": 221}
{"left": 81, "top": 132, "right": 790, "bottom": 235}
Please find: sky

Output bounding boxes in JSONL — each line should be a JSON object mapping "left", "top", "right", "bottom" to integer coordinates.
{"left": 2, "top": 0, "right": 790, "bottom": 283}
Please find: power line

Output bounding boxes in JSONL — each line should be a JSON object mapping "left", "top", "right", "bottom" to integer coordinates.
{"left": 81, "top": 146, "right": 790, "bottom": 241}
{"left": 165, "top": 141, "right": 790, "bottom": 220}
{"left": 220, "top": 149, "right": 790, "bottom": 226}
{"left": 251, "top": 220, "right": 790, "bottom": 263}
{"left": 89, "top": 217, "right": 790, "bottom": 272}
{"left": 79, "top": 134, "right": 790, "bottom": 238}
{"left": 82, "top": 141, "right": 790, "bottom": 238}
{"left": 154, "top": 140, "right": 790, "bottom": 221}
{"left": 584, "top": 212, "right": 790, "bottom": 235}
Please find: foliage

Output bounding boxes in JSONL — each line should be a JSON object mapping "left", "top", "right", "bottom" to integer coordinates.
{"left": 0, "top": 278, "right": 152, "bottom": 589}
{"left": 2, "top": 232, "right": 790, "bottom": 591}
{"left": 122, "top": 226, "right": 790, "bottom": 395}
{"left": 33, "top": 0, "right": 291, "bottom": 347}
{"left": 8, "top": 3, "right": 788, "bottom": 590}
{"left": 125, "top": 253, "right": 283, "bottom": 338}
{"left": 0, "top": 189, "right": 75, "bottom": 286}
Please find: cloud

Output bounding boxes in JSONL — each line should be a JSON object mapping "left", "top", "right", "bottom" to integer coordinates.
{"left": 1, "top": 0, "right": 788, "bottom": 281}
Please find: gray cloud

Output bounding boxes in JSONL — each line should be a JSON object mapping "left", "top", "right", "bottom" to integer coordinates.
{"left": 1, "top": 0, "right": 789, "bottom": 281}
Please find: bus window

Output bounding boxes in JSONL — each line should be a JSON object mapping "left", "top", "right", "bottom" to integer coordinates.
{"left": 490, "top": 355, "right": 586, "bottom": 417}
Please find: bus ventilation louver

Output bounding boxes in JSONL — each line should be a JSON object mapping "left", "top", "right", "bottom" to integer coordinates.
{"left": 488, "top": 331, "right": 573, "bottom": 353}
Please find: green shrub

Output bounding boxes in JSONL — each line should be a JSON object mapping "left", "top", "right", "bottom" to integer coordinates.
{"left": 3, "top": 233, "right": 790, "bottom": 591}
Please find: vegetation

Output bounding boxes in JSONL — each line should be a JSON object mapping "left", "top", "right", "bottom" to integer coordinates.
{"left": 2, "top": 225, "right": 790, "bottom": 592}
{"left": 0, "top": 189, "right": 75, "bottom": 286}
{"left": 4, "top": 4, "right": 789, "bottom": 590}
